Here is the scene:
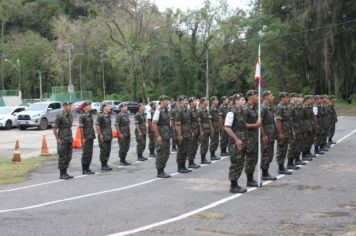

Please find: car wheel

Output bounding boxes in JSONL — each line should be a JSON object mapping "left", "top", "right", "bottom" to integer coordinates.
{"left": 5, "top": 120, "right": 12, "bottom": 130}
{"left": 19, "top": 125, "right": 27, "bottom": 130}
{"left": 39, "top": 118, "right": 48, "bottom": 130}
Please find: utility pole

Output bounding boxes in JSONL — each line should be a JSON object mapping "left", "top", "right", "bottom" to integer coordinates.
{"left": 66, "top": 43, "right": 73, "bottom": 102}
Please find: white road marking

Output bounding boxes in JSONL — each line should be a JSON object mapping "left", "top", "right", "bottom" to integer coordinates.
{"left": 107, "top": 128, "right": 356, "bottom": 236}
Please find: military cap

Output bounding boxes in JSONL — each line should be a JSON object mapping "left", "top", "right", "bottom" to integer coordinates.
{"left": 314, "top": 95, "right": 320, "bottom": 99}
{"left": 246, "top": 90, "right": 258, "bottom": 98}
{"left": 289, "top": 93, "right": 298, "bottom": 98}
{"left": 298, "top": 94, "right": 303, "bottom": 97}
{"left": 279, "top": 92, "right": 289, "bottom": 98}
{"left": 262, "top": 90, "right": 272, "bottom": 97}
{"left": 188, "top": 97, "right": 196, "bottom": 104}
{"left": 177, "top": 95, "right": 188, "bottom": 102}
{"left": 62, "top": 101, "right": 72, "bottom": 106}
{"left": 210, "top": 96, "right": 218, "bottom": 101}
{"left": 304, "top": 95, "right": 312, "bottom": 100}
{"left": 330, "top": 95, "right": 336, "bottom": 99}
{"left": 232, "top": 93, "right": 244, "bottom": 101}
{"left": 159, "top": 95, "right": 170, "bottom": 101}
{"left": 82, "top": 101, "right": 91, "bottom": 106}
{"left": 200, "top": 97, "right": 208, "bottom": 102}
{"left": 119, "top": 103, "right": 127, "bottom": 109}
{"left": 323, "top": 95, "right": 329, "bottom": 99}
{"left": 220, "top": 96, "right": 228, "bottom": 102}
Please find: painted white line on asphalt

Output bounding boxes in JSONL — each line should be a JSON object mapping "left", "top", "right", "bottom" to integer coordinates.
{"left": 107, "top": 128, "right": 356, "bottom": 236}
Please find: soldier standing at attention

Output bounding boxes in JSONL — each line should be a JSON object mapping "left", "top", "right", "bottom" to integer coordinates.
{"left": 152, "top": 95, "right": 171, "bottom": 178}
{"left": 219, "top": 96, "right": 230, "bottom": 156}
{"left": 244, "top": 90, "right": 262, "bottom": 187}
{"left": 116, "top": 103, "right": 131, "bottom": 166}
{"left": 328, "top": 95, "right": 338, "bottom": 144}
{"left": 147, "top": 102, "right": 157, "bottom": 157}
{"left": 175, "top": 95, "right": 193, "bottom": 173}
{"left": 198, "top": 97, "right": 212, "bottom": 165}
{"left": 135, "top": 103, "right": 148, "bottom": 162}
{"left": 275, "top": 92, "right": 293, "bottom": 175}
{"left": 170, "top": 101, "right": 178, "bottom": 152}
{"left": 53, "top": 102, "right": 74, "bottom": 180}
{"left": 187, "top": 97, "right": 201, "bottom": 169}
{"left": 224, "top": 94, "right": 247, "bottom": 193}
{"left": 95, "top": 104, "right": 113, "bottom": 171}
{"left": 313, "top": 95, "right": 325, "bottom": 155}
{"left": 260, "top": 90, "right": 277, "bottom": 181}
{"left": 209, "top": 96, "right": 221, "bottom": 160}
{"left": 79, "top": 102, "right": 95, "bottom": 175}
{"left": 301, "top": 95, "right": 314, "bottom": 161}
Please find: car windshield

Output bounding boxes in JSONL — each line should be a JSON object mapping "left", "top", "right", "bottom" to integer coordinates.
{"left": 0, "top": 107, "right": 13, "bottom": 114}
{"left": 28, "top": 103, "right": 47, "bottom": 111}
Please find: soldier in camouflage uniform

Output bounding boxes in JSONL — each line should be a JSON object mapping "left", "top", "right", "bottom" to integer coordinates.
{"left": 244, "top": 90, "right": 262, "bottom": 187}
{"left": 260, "top": 90, "right": 277, "bottom": 181}
{"left": 170, "top": 101, "right": 178, "bottom": 152}
{"left": 147, "top": 102, "right": 157, "bottom": 157}
{"left": 219, "top": 96, "right": 230, "bottom": 156}
{"left": 198, "top": 97, "right": 212, "bottom": 164}
{"left": 313, "top": 95, "right": 326, "bottom": 155}
{"left": 287, "top": 93, "right": 305, "bottom": 170}
{"left": 152, "top": 95, "right": 171, "bottom": 178}
{"left": 187, "top": 97, "right": 201, "bottom": 169}
{"left": 301, "top": 95, "right": 315, "bottom": 161}
{"left": 209, "top": 96, "right": 221, "bottom": 160}
{"left": 320, "top": 95, "right": 330, "bottom": 151}
{"left": 328, "top": 95, "right": 338, "bottom": 144}
{"left": 135, "top": 103, "right": 148, "bottom": 162}
{"left": 95, "top": 104, "right": 113, "bottom": 171}
{"left": 52, "top": 102, "right": 74, "bottom": 179}
{"left": 175, "top": 95, "right": 193, "bottom": 173}
{"left": 79, "top": 102, "right": 95, "bottom": 175}
{"left": 224, "top": 94, "right": 247, "bottom": 193}
{"left": 274, "top": 92, "right": 293, "bottom": 175}
{"left": 115, "top": 103, "right": 131, "bottom": 166}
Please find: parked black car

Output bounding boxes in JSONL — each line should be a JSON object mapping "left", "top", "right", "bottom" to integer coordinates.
{"left": 122, "top": 101, "right": 139, "bottom": 114}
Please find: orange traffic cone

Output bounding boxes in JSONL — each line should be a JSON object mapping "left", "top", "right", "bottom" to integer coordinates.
{"left": 12, "top": 140, "right": 21, "bottom": 163}
{"left": 41, "top": 135, "right": 50, "bottom": 156}
{"left": 72, "top": 126, "right": 82, "bottom": 149}
{"left": 112, "top": 130, "right": 118, "bottom": 138}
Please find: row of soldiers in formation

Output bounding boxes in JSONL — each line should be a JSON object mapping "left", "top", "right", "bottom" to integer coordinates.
{"left": 52, "top": 91, "right": 337, "bottom": 194}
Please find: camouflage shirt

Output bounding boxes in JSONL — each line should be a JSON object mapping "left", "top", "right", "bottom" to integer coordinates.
{"left": 96, "top": 112, "right": 112, "bottom": 141}
{"left": 198, "top": 107, "right": 211, "bottom": 135}
{"left": 115, "top": 112, "right": 131, "bottom": 138}
{"left": 134, "top": 112, "right": 147, "bottom": 135}
{"left": 175, "top": 108, "right": 192, "bottom": 138}
{"left": 53, "top": 111, "right": 73, "bottom": 143}
{"left": 274, "top": 103, "right": 292, "bottom": 139}
{"left": 189, "top": 107, "right": 200, "bottom": 136}
{"left": 261, "top": 103, "right": 275, "bottom": 139}
{"left": 244, "top": 103, "right": 258, "bottom": 140}
{"left": 209, "top": 106, "right": 220, "bottom": 131}
{"left": 153, "top": 108, "right": 171, "bottom": 140}
{"left": 79, "top": 111, "right": 95, "bottom": 140}
{"left": 219, "top": 104, "right": 229, "bottom": 120}
{"left": 225, "top": 107, "right": 247, "bottom": 143}
{"left": 289, "top": 103, "right": 304, "bottom": 133}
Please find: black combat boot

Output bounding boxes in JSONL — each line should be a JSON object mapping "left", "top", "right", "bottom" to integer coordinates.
{"left": 149, "top": 149, "right": 156, "bottom": 157}
{"left": 157, "top": 168, "right": 171, "bottom": 178}
{"left": 188, "top": 160, "right": 200, "bottom": 169}
{"left": 137, "top": 155, "right": 146, "bottom": 162}
{"left": 221, "top": 148, "right": 229, "bottom": 157}
{"left": 82, "top": 164, "right": 88, "bottom": 175}
{"left": 60, "top": 169, "right": 70, "bottom": 179}
{"left": 230, "top": 180, "right": 247, "bottom": 193}
{"left": 279, "top": 164, "right": 292, "bottom": 175}
{"left": 262, "top": 169, "right": 277, "bottom": 181}
{"left": 171, "top": 144, "right": 177, "bottom": 152}
{"left": 86, "top": 165, "right": 95, "bottom": 175}
{"left": 210, "top": 151, "right": 220, "bottom": 161}
{"left": 302, "top": 152, "right": 313, "bottom": 161}
{"left": 63, "top": 169, "right": 74, "bottom": 179}
{"left": 295, "top": 157, "right": 306, "bottom": 165}
{"left": 319, "top": 145, "right": 329, "bottom": 152}
{"left": 120, "top": 156, "right": 131, "bottom": 166}
{"left": 287, "top": 159, "right": 300, "bottom": 170}
{"left": 314, "top": 146, "right": 324, "bottom": 155}
{"left": 101, "top": 161, "right": 113, "bottom": 171}
{"left": 246, "top": 173, "right": 261, "bottom": 187}
{"left": 328, "top": 137, "right": 336, "bottom": 145}
{"left": 201, "top": 154, "right": 211, "bottom": 164}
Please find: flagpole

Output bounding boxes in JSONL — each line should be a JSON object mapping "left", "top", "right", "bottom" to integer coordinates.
{"left": 257, "top": 43, "right": 262, "bottom": 188}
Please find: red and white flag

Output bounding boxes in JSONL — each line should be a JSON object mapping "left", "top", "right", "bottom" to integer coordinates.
{"left": 254, "top": 44, "right": 261, "bottom": 88}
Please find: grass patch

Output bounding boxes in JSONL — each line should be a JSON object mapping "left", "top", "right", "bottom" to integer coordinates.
{"left": 0, "top": 156, "right": 55, "bottom": 185}
{"left": 335, "top": 101, "right": 356, "bottom": 116}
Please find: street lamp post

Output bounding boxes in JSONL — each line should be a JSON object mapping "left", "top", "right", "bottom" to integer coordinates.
{"left": 4, "top": 58, "right": 21, "bottom": 99}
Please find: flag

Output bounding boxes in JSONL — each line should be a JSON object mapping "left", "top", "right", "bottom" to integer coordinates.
{"left": 254, "top": 46, "right": 262, "bottom": 88}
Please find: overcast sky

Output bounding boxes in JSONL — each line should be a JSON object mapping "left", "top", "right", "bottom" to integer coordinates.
{"left": 154, "top": 0, "right": 252, "bottom": 12}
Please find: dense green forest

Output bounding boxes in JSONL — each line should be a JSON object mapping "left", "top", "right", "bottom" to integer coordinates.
{"left": 0, "top": 0, "right": 355, "bottom": 102}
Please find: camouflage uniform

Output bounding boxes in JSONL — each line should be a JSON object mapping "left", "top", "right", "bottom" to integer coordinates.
{"left": 225, "top": 107, "right": 247, "bottom": 181}
{"left": 302, "top": 101, "right": 315, "bottom": 156}
{"left": 147, "top": 109, "right": 156, "bottom": 155}
{"left": 79, "top": 111, "right": 95, "bottom": 167}
{"left": 54, "top": 111, "right": 73, "bottom": 171}
{"left": 198, "top": 107, "right": 211, "bottom": 156}
{"left": 170, "top": 107, "right": 178, "bottom": 151}
{"left": 116, "top": 111, "right": 131, "bottom": 161}
{"left": 314, "top": 102, "right": 324, "bottom": 149}
{"left": 321, "top": 101, "right": 329, "bottom": 146}
{"left": 244, "top": 102, "right": 258, "bottom": 175}
{"left": 135, "top": 111, "right": 147, "bottom": 157}
{"left": 188, "top": 106, "right": 200, "bottom": 162}
{"left": 175, "top": 107, "right": 191, "bottom": 165}
{"left": 96, "top": 112, "right": 113, "bottom": 163}
{"left": 328, "top": 101, "right": 337, "bottom": 142}
{"left": 153, "top": 107, "right": 171, "bottom": 170}
{"left": 287, "top": 102, "right": 303, "bottom": 164}
{"left": 209, "top": 106, "right": 220, "bottom": 154}
{"left": 261, "top": 102, "right": 275, "bottom": 171}
{"left": 219, "top": 103, "right": 229, "bottom": 153}
{"left": 275, "top": 102, "right": 292, "bottom": 165}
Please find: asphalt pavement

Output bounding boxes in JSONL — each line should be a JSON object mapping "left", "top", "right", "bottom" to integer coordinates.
{"left": 0, "top": 116, "right": 355, "bottom": 236}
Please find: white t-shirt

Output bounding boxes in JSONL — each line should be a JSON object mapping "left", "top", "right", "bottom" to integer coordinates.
{"left": 152, "top": 110, "right": 160, "bottom": 123}
{"left": 224, "top": 112, "right": 234, "bottom": 127}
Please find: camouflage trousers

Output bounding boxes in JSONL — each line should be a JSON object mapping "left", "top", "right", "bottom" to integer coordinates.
{"left": 276, "top": 138, "right": 290, "bottom": 165}
{"left": 209, "top": 130, "right": 219, "bottom": 153}
{"left": 200, "top": 132, "right": 210, "bottom": 155}
{"left": 148, "top": 132, "right": 156, "bottom": 152}
{"left": 328, "top": 122, "right": 336, "bottom": 140}
{"left": 322, "top": 123, "right": 329, "bottom": 145}
{"left": 119, "top": 136, "right": 130, "bottom": 159}
{"left": 188, "top": 134, "right": 199, "bottom": 161}
{"left": 261, "top": 138, "right": 275, "bottom": 170}
{"left": 171, "top": 128, "right": 178, "bottom": 148}
{"left": 136, "top": 133, "right": 147, "bottom": 156}
{"left": 156, "top": 139, "right": 170, "bottom": 170}
{"left": 220, "top": 130, "right": 228, "bottom": 151}
{"left": 314, "top": 124, "right": 324, "bottom": 147}
{"left": 81, "top": 139, "right": 94, "bottom": 166}
{"left": 288, "top": 132, "right": 302, "bottom": 161}
{"left": 302, "top": 130, "right": 313, "bottom": 153}
{"left": 245, "top": 138, "right": 258, "bottom": 174}
{"left": 99, "top": 140, "right": 112, "bottom": 163}
{"left": 58, "top": 142, "right": 73, "bottom": 170}
{"left": 177, "top": 138, "right": 190, "bottom": 164}
{"left": 229, "top": 145, "right": 246, "bottom": 181}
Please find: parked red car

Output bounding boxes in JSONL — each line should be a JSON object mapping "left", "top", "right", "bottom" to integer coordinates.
{"left": 72, "top": 101, "right": 90, "bottom": 113}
